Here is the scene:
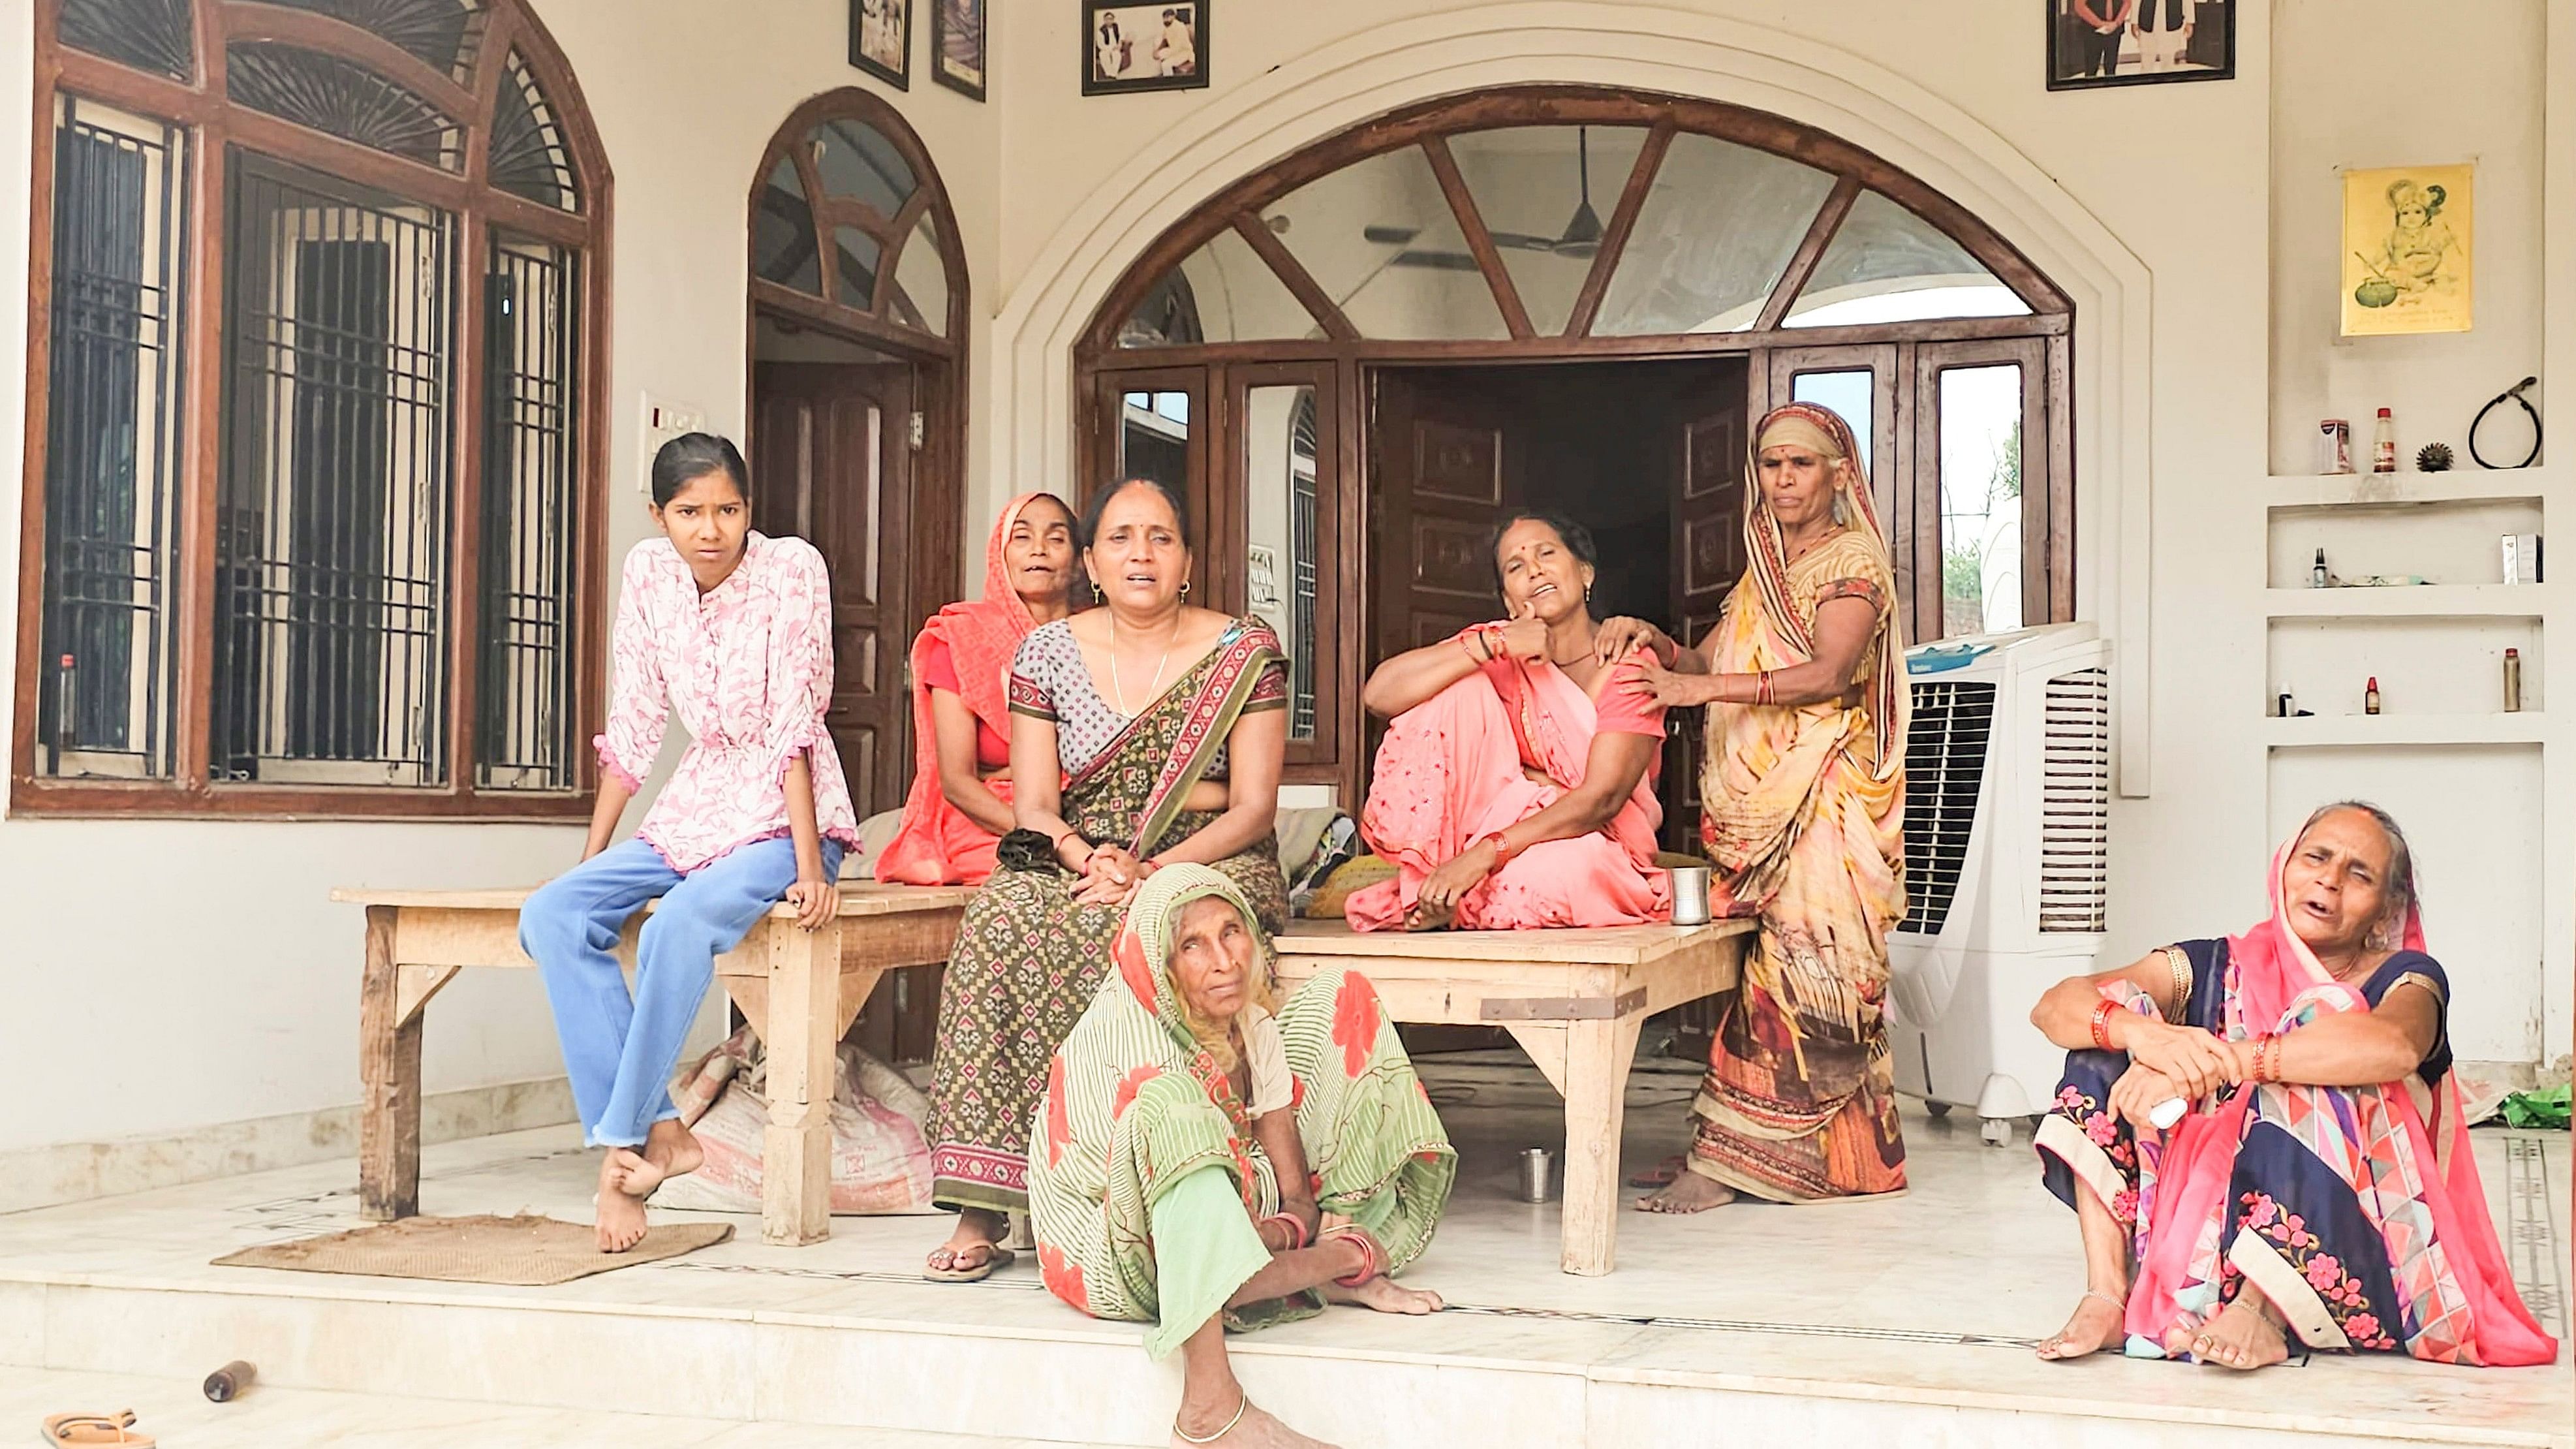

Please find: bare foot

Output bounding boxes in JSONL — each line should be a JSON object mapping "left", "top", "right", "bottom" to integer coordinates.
{"left": 1323, "top": 1275, "right": 1444, "bottom": 1315}
{"left": 1170, "top": 1399, "right": 1339, "bottom": 1448}
{"left": 2189, "top": 1296, "right": 2289, "bottom": 1371}
{"left": 1628, "top": 1154, "right": 1686, "bottom": 1189}
{"left": 614, "top": 1120, "right": 705, "bottom": 1199}
{"left": 594, "top": 1153, "right": 649, "bottom": 1253}
{"left": 1403, "top": 900, "right": 1456, "bottom": 933}
{"left": 2036, "top": 1293, "right": 2125, "bottom": 1360}
{"left": 1636, "top": 1172, "right": 1735, "bottom": 1214}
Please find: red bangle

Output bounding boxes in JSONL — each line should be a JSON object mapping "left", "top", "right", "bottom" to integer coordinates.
{"left": 1322, "top": 1225, "right": 1382, "bottom": 1287}
{"left": 1258, "top": 1211, "right": 1309, "bottom": 1251}
{"left": 1474, "top": 831, "right": 1519, "bottom": 869}
{"left": 2088, "top": 999, "right": 2120, "bottom": 1052}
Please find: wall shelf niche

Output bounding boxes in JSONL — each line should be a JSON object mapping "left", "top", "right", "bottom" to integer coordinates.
{"left": 2261, "top": 712, "right": 2547, "bottom": 748}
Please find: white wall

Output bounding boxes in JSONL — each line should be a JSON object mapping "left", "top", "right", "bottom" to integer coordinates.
{"left": 978, "top": 0, "right": 2569, "bottom": 1063}
{"left": 0, "top": 0, "right": 1000, "bottom": 1159}
{"left": 3, "top": 0, "right": 2566, "bottom": 1169}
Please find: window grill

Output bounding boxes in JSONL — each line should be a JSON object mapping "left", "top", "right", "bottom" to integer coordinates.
{"left": 59, "top": 0, "right": 195, "bottom": 81}
{"left": 2038, "top": 667, "right": 2111, "bottom": 933}
{"left": 225, "top": 42, "right": 465, "bottom": 172}
{"left": 215, "top": 153, "right": 454, "bottom": 785}
{"left": 39, "top": 99, "right": 189, "bottom": 779}
{"left": 477, "top": 231, "right": 579, "bottom": 790}
{"left": 262, "top": 0, "right": 485, "bottom": 83}
{"left": 1899, "top": 678, "right": 1995, "bottom": 935}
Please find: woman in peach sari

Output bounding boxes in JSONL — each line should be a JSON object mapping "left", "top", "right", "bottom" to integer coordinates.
{"left": 1346, "top": 510, "right": 1670, "bottom": 933}
{"left": 875, "top": 493, "right": 1077, "bottom": 885}
{"left": 1607, "top": 402, "right": 1909, "bottom": 1209}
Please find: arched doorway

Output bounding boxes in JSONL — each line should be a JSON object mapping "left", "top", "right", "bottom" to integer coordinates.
{"left": 1076, "top": 86, "right": 2074, "bottom": 814}
{"left": 745, "top": 89, "right": 969, "bottom": 823}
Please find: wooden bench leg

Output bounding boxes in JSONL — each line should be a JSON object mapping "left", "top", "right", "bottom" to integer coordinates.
{"left": 357, "top": 906, "right": 421, "bottom": 1221}
{"left": 1558, "top": 1011, "right": 1645, "bottom": 1276}
{"left": 760, "top": 918, "right": 841, "bottom": 1246}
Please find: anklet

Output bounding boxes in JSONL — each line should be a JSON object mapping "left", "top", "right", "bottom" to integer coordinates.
{"left": 1174, "top": 1394, "right": 1248, "bottom": 1444}
{"left": 2083, "top": 1288, "right": 2126, "bottom": 1312}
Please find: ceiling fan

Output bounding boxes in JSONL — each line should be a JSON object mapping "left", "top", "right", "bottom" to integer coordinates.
{"left": 1365, "top": 127, "right": 1607, "bottom": 270}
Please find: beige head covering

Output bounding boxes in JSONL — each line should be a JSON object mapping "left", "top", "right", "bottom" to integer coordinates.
{"left": 1755, "top": 411, "right": 1846, "bottom": 463}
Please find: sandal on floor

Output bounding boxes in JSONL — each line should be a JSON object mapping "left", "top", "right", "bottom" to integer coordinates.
{"left": 922, "top": 1242, "right": 1016, "bottom": 1283}
{"left": 41, "top": 1411, "right": 155, "bottom": 1446}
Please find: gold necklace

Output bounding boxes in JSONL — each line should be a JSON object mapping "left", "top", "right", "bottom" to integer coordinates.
{"left": 1108, "top": 612, "right": 1181, "bottom": 713}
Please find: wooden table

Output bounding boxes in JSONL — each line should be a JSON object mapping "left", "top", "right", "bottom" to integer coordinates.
{"left": 330, "top": 884, "right": 972, "bottom": 1247}
{"left": 1270, "top": 920, "right": 1751, "bottom": 1277}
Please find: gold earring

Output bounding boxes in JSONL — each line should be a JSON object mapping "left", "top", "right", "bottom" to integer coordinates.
{"left": 1181, "top": 580, "right": 1192, "bottom": 598}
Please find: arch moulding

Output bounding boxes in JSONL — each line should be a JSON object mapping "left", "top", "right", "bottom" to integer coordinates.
{"left": 989, "top": 1, "right": 2159, "bottom": 794}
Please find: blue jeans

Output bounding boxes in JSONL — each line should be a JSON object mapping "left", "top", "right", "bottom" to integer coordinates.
{"left": 520, "top": 835, "right": 842, "bottom": 1149}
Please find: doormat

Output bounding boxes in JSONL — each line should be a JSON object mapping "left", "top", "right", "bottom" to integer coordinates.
{"left": 214, "top": 1213, "right": 734, "bottom": 1286}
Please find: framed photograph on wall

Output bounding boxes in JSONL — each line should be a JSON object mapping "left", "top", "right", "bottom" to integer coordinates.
{"left": 2341, "top": 163, "right": 2474, "bottom": 336}
{"left": 2046, "top": 0, "right": 2235, "bottom": 91}
{"left": 850, "top": 0, "right": 910, "bottom": 91}
{"left": 1083, "top": 1, "right": 1206, "bottom": 97}
{"left": 933, "top": 0, "right": 985, "bottom": 101}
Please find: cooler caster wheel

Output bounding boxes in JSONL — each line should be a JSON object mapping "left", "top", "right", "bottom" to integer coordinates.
{"left": 1978, "top": 1117, "right": 2013, "bottom": 1147}
{"left": 1924, "top": 1101, "right": 1952, "bottom": 1119}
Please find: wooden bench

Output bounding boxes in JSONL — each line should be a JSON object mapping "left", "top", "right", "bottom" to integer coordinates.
{"left": 330, "top": 884, "right": 972, "bottom": 1247}
{"left": 1271, "top": 920, "right": 1751, "bottom": 1277}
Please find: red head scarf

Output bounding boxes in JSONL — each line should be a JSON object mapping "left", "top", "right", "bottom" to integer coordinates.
{"left": 873, "top": 491, "right": 1068, "bottom": 884}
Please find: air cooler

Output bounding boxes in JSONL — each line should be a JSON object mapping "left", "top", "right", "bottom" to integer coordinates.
{"left": 1888, "top": 622, "right": 2111, "bottom": 1145}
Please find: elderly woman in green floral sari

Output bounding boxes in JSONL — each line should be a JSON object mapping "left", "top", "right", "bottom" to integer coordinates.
{"left": 925, "top": 477, "right": 1292, "bottom": 1283}
{"left": 1030, "top": 865, "right": 1455, "bottom": 1449}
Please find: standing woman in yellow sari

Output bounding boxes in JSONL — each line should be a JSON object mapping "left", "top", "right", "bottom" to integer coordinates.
{"left": 1603, "top": 401, "right": 1910, "bottom": 1209}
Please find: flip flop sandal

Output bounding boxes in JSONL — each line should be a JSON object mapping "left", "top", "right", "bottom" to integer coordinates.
{"left": 922, "top": 1243, "right": 1016, "bottom": 1283}
{"left": 42, "top": 1411, "right": 155, "bottom": 1446}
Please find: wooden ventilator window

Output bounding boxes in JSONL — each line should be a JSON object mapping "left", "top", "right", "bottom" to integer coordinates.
{"left": 1077, "top": 90, "right": 2076, "bottom": 798}
{"left": 16, "top": 0, "right": 611, "bottom": 818}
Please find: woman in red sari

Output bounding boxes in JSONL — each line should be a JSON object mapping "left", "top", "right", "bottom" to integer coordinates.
{"left": 875, "top": 493, "right": 1078, "bottom": 885}
{"left": 2029, "top": 803, "right": 2555, "bottom": 1371}
{"left": 1346, "top": 510, "right": 1671, "bottom": 933}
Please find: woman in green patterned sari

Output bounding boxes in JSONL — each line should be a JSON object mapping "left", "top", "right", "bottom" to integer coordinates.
{"left": 925, "top": 477, "right": 1292, "bottom": 1282}
{"left": 1031, "top": 865, "right": 1455, "bottom": 1449}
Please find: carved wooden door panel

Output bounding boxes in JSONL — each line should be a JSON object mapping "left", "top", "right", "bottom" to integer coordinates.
{"left": 1368, "top": 369, "right": 1517, "bottom": 670}
{"left": 1666, "top": 392, "right": 1746, "bottom": 850}
{"left": 750, "top": 359, "right": 914, "bottom": 820}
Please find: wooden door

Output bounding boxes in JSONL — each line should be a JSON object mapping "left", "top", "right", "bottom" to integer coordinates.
{"left": 749, "top": 358, "right": 914, "bottom": 819}
{"left": 1666, "top": 389, "right": 1746, "bottom": 851}
{"left": 1367, "top": 369, "right": 1518, "bottom": 671}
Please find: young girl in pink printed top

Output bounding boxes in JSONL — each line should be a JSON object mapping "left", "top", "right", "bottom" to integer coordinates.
{"left": 520, "top": 433, "right": 861, "bottom": 1251}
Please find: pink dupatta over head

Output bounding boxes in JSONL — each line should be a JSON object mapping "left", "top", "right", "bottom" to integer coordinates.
{"left": 2126, "top": 834, "right": 2556, "bottom": 1365}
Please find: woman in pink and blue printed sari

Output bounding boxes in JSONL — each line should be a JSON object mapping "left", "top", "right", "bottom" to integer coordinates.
{"left": 2027, "top": 802, "right": 2554, "bottom": 1371}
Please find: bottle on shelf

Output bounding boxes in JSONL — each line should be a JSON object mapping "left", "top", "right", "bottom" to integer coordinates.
{"left": 2310, "top": 547, "right": 2329, "bottom": 588}
{"left": 2504, "top": 649, "right": 2522, "bottom": 713}
{"left": 2372, "top": 408, "right": 2397, "bottom": 473}
{"left": 2365, "top": 676, "right": 2382, "bottom": 715}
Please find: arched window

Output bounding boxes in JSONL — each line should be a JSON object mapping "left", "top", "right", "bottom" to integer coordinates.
{"left": 16, "top": 0, "right": 610, "bottom": 816}
{"left": 742, "top": 91, "right": 969, "bottom": 816}
{"left": 1078, "top": 89, "right": 2073, "bottom": 799}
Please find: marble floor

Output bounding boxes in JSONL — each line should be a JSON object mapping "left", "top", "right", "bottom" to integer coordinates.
{"left": 0, "top": 1055, "right": 2566, "bottom": 1448}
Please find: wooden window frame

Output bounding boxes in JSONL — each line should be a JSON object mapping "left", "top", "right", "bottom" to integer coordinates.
{"left": 14, "top": 0, "right": 613, "bottom": 820}
{"left": 1072, "top": 87, "right": 2077, "bottom": 799}
{"left": 741, "top": 87, "right": 974, "bottom": 755}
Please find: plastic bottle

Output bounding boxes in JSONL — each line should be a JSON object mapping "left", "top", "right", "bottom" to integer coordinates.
{"left": 2310, "top": 548, "right": 2329, "bottom": 588}
{"left": 2372, "top": 408, "right": 2397, "bottom": 473}
{"left": 2365, "top": 676, "right": 2382, "bottom": 715}
{"left": 204, "top": 1361, "right": 257, "bottom": 1402}
{"left": 2504, "top": 649, "right": 2522, "bottom": 712}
